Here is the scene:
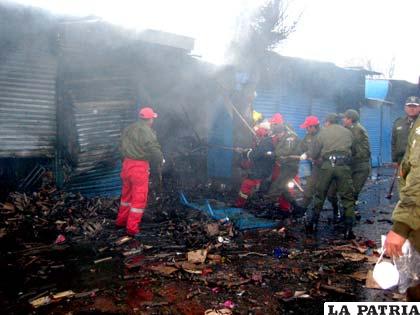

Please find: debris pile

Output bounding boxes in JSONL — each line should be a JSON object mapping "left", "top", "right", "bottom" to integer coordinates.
{"left": 0, "top": 173, "right": 404, "bottom": 314}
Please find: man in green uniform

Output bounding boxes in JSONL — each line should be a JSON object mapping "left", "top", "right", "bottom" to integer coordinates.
{"left": 308, "top": 113, "right": 356, "bottom": 239}
{"left": 392, "top": 96, "right": 420, "bottom": 166}
{"left": 385, "top": 115, "right": 420, "bottom": 299}
{"left": 342, "top": 109, "right": 371, "bottom": 216}
{"left": 298, "top": 116, "right": 321, "bottom": 209}
{"left": 266, "top": 116, "right": 302, "bottom": 214}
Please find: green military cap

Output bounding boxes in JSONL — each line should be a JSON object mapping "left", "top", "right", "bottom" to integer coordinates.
{"left": 324, "top": 113, "right": 339, "bottom": 124}
{"left": 343, "top": 109, "right": 360, "bottom": 122}
{"left": 405, "top": 96, "right": 420, "bottom": 106}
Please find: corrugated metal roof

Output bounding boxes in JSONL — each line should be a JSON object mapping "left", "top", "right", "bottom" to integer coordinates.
{"left": 0, "top": 50, "right": 57, "bottom": 157}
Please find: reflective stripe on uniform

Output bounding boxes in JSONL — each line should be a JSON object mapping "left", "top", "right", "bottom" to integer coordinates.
{"left": 130, "top": 207, "right": 145, "bottom": 214}
{"left": 121, "top": 201, "right": 131, "bottom": 206}
{"left": 238, "top": 191, "right": 249, "bottom": 199}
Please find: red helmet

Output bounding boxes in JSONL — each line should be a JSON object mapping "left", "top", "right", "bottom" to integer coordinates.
{"left": 139, "top": 107, "right": 158, "bottom": 119}
{"left": 300, "top": 115, "right": 319, "bottom": 128}
{"left": 269, "top": 113, "right": 284, "bottom": 124}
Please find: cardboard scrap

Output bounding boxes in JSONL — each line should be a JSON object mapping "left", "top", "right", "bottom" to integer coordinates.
{"left": 149, "top": 264, "right": 178, "bottom": 275}
{"left": 365, "top": 270, "right": 381, "bottom": 289}
{"left": 187, "top": 248, "right": 208, "bottom": 264}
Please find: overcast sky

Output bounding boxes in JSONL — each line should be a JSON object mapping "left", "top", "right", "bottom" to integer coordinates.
{"left": 8, "top": 0, "right": 420, "bottom": 83}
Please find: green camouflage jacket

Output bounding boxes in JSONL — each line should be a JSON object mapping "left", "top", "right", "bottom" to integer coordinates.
{"left": 120, "top": 120, "right": 163, "bottom": 168}
{"left": 347, "top": 122, "right": 370, "bottom": 164}
{"left": 392, "top": 116, "right": 417, "bottom": 163}
{"left": 392, "top": 116, "right": 420, "bottom": 252}
{"left": 274, "top": 130, "right": 300, "bottom": 170}
{"left": 299, "top": 131, "right": 319, "bottom": 155}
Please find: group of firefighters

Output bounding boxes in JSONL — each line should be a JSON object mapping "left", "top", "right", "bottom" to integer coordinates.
{"left": 115, "top": 96, "right": 420, "bottom": 279}
{"left": 234, "top": 109, "right": 369, "bottom": 240}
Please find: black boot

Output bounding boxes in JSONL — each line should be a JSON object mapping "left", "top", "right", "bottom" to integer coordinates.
{"left": 332, "top": 205, "right": 341, "bottom": 224}
{"left": 291, "top": 201, "right": 306, "bottom": 218}
{"left": 344, "top": 226, "right": 356, "bottom": 240}
{"left": 305, "top": 214, "right": 319, "bottom": 234}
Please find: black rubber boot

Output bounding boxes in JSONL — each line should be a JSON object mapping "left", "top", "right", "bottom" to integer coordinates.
{"left": 332, "top": 205, "right": 341, "bottom": 224}
{"left": 343, "top": 225, "right": 356, "bottom": 240}
{"left": 305, "top": 214, "right": 319, "bottom": 234}
{"left": 291, "top": 201, "right": 306, "bottom": 218}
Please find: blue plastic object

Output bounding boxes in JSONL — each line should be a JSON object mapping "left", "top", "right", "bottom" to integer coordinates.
{"left": 179, "top": 192, "right": 280, "bottom": 230}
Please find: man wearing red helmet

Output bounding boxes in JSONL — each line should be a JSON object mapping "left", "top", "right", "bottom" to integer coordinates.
{"left": 299, "top": 116, "right": 321, "bottom": 209}
{"left": 265, "top": 113, "right": 303, "bottom": 215}
{"left": 116, "top": 107, "right": 163, "bottom": 236}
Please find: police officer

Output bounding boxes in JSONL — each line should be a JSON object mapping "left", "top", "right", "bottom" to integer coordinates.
{"left": 342, "top": 109, "right": 371, "bottom": 205}
{"left": 116, "top": 107, "right": 163, "bottom": 236}
{"left": 298, "top": 116, "right": 321, "bottom": 209}
{"left": 308, "top": 113, "right": 356, "bottom": 239}
{"left": 385, "top": 115, "right": 420, "bottom": 299}
{"left": 266, "top": 114, "right": 302, "bottom": 214}
{"left": 392, "top": 96, "right": 420, "bottom": 165}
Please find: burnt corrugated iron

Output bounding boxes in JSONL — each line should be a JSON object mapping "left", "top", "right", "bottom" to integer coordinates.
{"left": 57, "top": 22, "right": 137, "bottom": 196}
{"left": 58, "top": 79, "right": 136, "bottom": 195}
{"left": 0, "top": 50, "right": 57, "bottom": 157}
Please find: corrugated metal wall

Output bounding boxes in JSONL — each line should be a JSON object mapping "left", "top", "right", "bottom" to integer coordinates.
{"left": 57, "top": 22, "right": 137, "bottom": 196}
{"left": 278, "top": 94, "right": 310, "bottom": 138}
{"left": 360, "top": 104, "right": 382, "bottom": 167}
{"left": 207, "top": 98, "right": 233, "bottom": 178}
{"left": 381, "top": 105, "right": 392, "bottom": 164}
{"left": 253, "top": 90, "right": 278, "bottom": 118}
{"left": 310, "top": 98, "right": 337, "bottom": 122}
{"left": 0, "top": 50, "right": 57, "bottom": 157}
{"left": 253, "top": 90, "right": 338, "bottom": 137}
{"left": 253, "top": 89, "right": 312, "bottom": 137}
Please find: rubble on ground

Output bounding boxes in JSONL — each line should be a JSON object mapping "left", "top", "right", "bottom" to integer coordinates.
{"left": 0, "top": 171, "right": 404, "bottom": 314}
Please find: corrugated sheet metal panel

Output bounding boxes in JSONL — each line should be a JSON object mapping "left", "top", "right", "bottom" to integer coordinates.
{"left": 253, "top": 89, "right": 278, "bottom": 118}
{"left": 0, "top": 51, "right": 57, "bottom": 157}
{"left": 254, "top": 89, "right": 311, "bottom": 138}
{"left": 365, "top": 79, "right": 390, "bottom": 101}
{"left": 63, "top": 162, "right": 122, "bottom": 197}
{"left": 207, "top": 99, "right": 233, "bottom": 178}
{"left": 278, "top": 94, "right": 310, "bottom": 138}
{"left": 310, "top": 98, "right": 337, "bottom": 122}
{"left": 360, "top": 105, "right": 381, "bottom": 167}
{"left": 381, "top": 105, "right": 392, "bottom": 164}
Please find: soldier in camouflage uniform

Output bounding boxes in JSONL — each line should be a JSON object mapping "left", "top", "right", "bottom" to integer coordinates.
{"left": 392, "top": 96, "right": 420, "bottom": 165}
{"left": 308, "top": 113, "right": 356, "bottom": 239}
{"left": 385, "top": 115, "right": 420, "bottom": 298}
{"left": 342, "top": 109, "right": 371, "bottom": 205}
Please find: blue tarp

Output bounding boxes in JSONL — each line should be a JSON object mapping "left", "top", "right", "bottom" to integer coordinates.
{"left": 180, "top": 193, "right": 280, "bottom": 230}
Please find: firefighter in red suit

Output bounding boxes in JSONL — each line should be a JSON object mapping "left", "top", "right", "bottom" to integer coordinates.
{"left": 116, "top": 107, "right": 163, "bottom": 236}
{"left": 235, "top": 126, "right": 275, "bottom": 207}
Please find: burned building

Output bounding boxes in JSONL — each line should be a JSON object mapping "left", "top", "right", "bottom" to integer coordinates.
{"left": 0, "top": 3, "right": 222, "bottom": 196}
